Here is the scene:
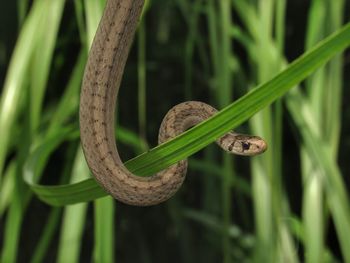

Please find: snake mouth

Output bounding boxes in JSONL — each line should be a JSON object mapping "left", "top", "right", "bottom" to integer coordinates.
{"left": 255, "top": 138, "right": 268, "bottom": 153}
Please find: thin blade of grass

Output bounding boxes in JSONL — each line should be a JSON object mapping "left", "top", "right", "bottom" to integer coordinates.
{"left": 93, "top": 197, "right": 115, "bottom": 263}
{"left": 57, "top": 149, "right": 88, "bottom": 263}
{"left": 301, "top": 1, "right": 327, "bottom": 261}
{"left": 216, "top": 1, "right": 234, "bottom": 262}
{"left": 46, "top": 49, "right": 87, "bottom": 138}
{"left": 30, "top": 0, "right": 65, "bottom": 132}
{"left": 84, "top": 0, "right": 106, "bottom": 48}
{"left": 251, "top": 0, "right": 277, "bottom": 260}
{"left": 0, "top": 161, "right": 16, "bottom": 215}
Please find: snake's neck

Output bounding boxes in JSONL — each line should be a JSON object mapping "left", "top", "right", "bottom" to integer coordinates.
{"left": 158, "top": 101, "right": 217, "bottom": 144}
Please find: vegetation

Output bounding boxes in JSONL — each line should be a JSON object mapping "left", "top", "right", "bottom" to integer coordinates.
{"left": 0, "top": 0, "right": 349, "bottom": 262}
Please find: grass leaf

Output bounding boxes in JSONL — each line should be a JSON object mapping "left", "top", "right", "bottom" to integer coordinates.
{"left": 23, "top": 22, "right": 350, "bottom": 206}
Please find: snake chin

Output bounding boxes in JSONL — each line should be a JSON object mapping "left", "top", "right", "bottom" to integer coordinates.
{"left": 245, "top": 136, "right": 268, "bottom": 155}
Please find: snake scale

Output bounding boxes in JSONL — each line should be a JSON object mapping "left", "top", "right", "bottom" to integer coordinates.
{"left": 79, "top": 0, "right": 267, "bottom": 206}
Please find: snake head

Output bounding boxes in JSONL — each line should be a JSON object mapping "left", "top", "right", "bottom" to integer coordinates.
{"left": 221, "top": 134, "right": 268, "bottom": 156}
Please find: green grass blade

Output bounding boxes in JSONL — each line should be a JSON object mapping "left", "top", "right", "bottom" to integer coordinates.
{"left": 29, "top": 0, "right": 65, "bottom": 131}
{"left": 0, "top": 185, "right": 24, "bottom": 263}
{"left": 0, "top": 0, "right": 45, "bottom": 182}
{"left": 46, "top": 50, "right": 87, "bottom": 138}
{"left": 93, "top": 197, "right": 115, "bottom": 263}
{"left": 301, "top": 1, "right": 327, "bottom": 262}
{"left": 57, "top": 149, "right": 89, "bottom": 263}
{"left": 84, "top": 0, "right": 106, "bottom": 48}
{"left": 324, "top": 0, "right": 344, "bottom": 156}
{"left": 251, "top": 1, "right": 277, "bottom": 261}
{"left": 0, "top": 161, "right": 16, "bottom": 215}
{"left": 301, "top": 1, "right": 345, "bottom": 262}
{"left": 286, "top": 89, "right": 350, "bottom": 262}
{"left": 128, "top": 22, "right": 350, "bottom": 176}
{"left": 23, "top": 22, "right": 350, "bottom": 206}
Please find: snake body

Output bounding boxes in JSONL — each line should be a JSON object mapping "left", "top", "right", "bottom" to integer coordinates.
{"left": 79, "top": 0, "right": 267, "bottom": 206}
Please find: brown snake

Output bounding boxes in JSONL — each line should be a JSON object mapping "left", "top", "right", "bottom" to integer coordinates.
{"left": 79, "top": 0, "right": 267, "bottom": 206}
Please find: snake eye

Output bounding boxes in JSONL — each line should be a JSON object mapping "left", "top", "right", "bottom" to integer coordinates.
{"left": 242, "top": 142, "right": 250, "bottom": 151}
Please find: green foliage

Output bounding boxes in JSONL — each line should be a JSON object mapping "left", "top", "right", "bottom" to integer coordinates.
{"left": 0, "top": 0, "right": 349, "bottom": 262}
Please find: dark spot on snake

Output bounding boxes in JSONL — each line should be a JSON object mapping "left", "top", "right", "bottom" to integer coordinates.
{"left": 228, "top": 142, "right": 234, "bottom": 151}
{"left": 242, "top": 142, "right": 250, "bottom": 151}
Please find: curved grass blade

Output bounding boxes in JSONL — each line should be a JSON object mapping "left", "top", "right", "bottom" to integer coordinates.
{"left": 128, "top": 22, "right": 350, "bottom": 176}
{"left": 24, "top": 22, "right": 350, "bottom": 206}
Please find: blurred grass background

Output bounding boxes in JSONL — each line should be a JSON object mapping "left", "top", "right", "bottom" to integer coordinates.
{"left": 1, "top": 0, "right": 350, "bottom": 262}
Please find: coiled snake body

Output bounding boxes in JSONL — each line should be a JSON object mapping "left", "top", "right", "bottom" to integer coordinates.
{"left": 79, "top": 0, "right": 267, "bottom": 206}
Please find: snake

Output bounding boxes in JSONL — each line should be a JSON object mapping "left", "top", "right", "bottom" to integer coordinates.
{"left": 79, "top": 0, "right": 267, "bottom": 206}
